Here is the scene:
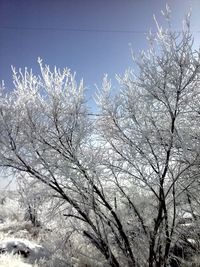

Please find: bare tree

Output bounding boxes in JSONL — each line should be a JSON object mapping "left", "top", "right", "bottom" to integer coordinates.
{"left": 96, "top": 7, "right": 200, "bottom": 267}
{"left": 17, "top": 175, "right": 46, "bottom": 227}
{"left": 0, "top": 59, "right": 137, "bottom": 267}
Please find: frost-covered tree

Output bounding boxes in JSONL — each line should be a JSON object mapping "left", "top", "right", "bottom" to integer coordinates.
{"left": 0, "top": 59, "right": 136, "bottom": 267}
{"left": 1, "top": 6, "right": 200, "bottom": 267}
{"left": 17, "top": 175, "right": 47, "bottom": 228}
{"left": 97, "top": 7, "right": 200, "bottom": 267}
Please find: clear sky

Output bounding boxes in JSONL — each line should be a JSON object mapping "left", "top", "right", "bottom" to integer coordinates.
{"left": 0, "top": 0, "right": 200, "bottom": 106}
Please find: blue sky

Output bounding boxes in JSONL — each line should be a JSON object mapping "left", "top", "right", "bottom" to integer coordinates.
{"left": 0, "top": 0, "right": 200, "bottom": 106}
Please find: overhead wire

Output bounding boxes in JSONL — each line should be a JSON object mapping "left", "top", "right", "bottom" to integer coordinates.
{"left": 0, "top": 26, "right": 200, "bottom": 34}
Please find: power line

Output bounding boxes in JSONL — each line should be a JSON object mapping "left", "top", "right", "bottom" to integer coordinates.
{"left": 0, "top": 26, "right": 150, "bottom": 33}
{"left": 1, "top": 26, "right": 199, "bottom": 34}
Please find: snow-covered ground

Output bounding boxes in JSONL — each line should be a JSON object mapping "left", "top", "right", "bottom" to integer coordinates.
{"left": 0, "top": 253, "right": 38, "bottom": 267}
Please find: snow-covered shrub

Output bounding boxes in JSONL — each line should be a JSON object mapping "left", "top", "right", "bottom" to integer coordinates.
{"left": 0, "top": 238, "right": 49, "bottom": 263}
